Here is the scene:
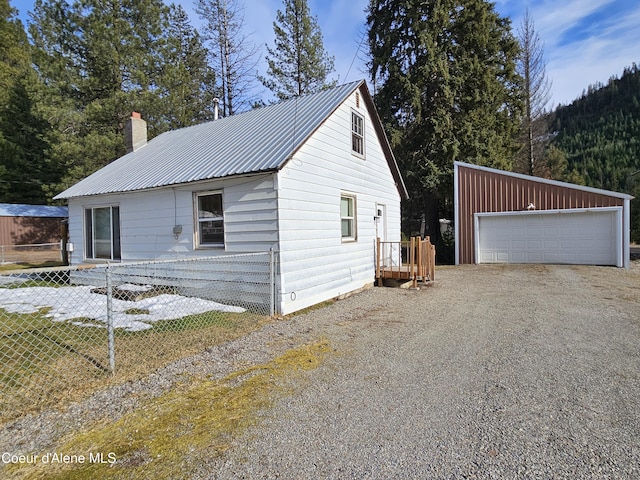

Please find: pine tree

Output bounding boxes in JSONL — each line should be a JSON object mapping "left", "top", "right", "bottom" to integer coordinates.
{"left": 30, "top": 0, "right": 166, "bottom": 193}
{"left": 261, "top": 0, "right": 336, "bottom": 100}
{"left": 367, "top": 0, "right": 522, "bottom": 257}
{"left": 29, "top": 0, "right": 217, "bottom": 195}
{"left": 155, "top": 5, "right": 217, "bottom": 129}
{"left": 0, "top": 0, "right": 52, "bottom": 204}
{"left": 515, "top": 9, "right": 553, "bottom": 177}
{"left": 196, "top": 0, "right": 259, "bottom": 116}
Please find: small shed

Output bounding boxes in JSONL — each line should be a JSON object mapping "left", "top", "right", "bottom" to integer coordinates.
{"left": 0, "top": 203, "right": 68, "bottom": 247}
{"left": 454, "top": 162, "right": 633, "bottom": 268}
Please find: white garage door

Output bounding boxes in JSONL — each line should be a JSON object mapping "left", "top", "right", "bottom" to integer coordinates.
{"left": 475, "top": 207, "right": 622, "bottom": 266}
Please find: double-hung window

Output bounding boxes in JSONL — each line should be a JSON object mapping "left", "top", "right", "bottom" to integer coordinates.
{"left": 84, "top": 206, "right": 121, "bottom": 260}
{"left": 196, "top": 191, "right": 224, "bottom": 247}
{"left": 351, "top": 111, "right": 364, "bottom": 157}
{"left": 340, "top": 194, "right": 357, "bottom": 241}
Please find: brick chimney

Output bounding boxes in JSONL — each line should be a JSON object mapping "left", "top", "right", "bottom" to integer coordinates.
{"left": 125, "top": 112, "right": 147, "bottom": 153}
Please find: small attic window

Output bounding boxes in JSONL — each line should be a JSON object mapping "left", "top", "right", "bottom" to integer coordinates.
{"left": 355, "top": 91, "right": 360, "bottom": 108}
{"left": 351, "top": 111, "right": 364, "bottom": 157}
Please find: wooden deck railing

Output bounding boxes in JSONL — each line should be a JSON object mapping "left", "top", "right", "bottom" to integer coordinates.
{"left": 376, "top": 236, "right": 435, "bottom": 287}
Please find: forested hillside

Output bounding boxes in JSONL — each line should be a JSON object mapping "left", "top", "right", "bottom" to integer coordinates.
{"left": 551, "top": 64, "right": 640, "bottom": 241}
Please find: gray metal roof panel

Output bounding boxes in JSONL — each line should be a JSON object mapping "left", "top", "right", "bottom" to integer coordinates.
{"left": 0, "top": 203, "right": 68, "bottom": 217}
{"left": 55, "top": 81, "right": 364, "bottom": 199}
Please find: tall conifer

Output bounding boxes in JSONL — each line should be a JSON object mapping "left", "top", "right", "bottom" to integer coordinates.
{"left": 29, "top": 0, "right": 216, "bottom": 194}
{"left": 0, "top": 0, "right": 52, "bottom": 203}
{"left": 261, "top": 0, "right": 336, "bottom": 100}
{"left": 367, "top": 0, "right": 522, "bottom": 256}
{"left": 196, "top": 0, "right": 259, "bottom": 116}
{"left": 515, "top": 9, "right": 553, "bottom": 177}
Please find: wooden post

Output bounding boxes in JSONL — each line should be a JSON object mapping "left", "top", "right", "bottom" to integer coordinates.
{"left": 410, "top": 236, "right": 417, "bottom": 288}
{"left": 416, "top": 236, "right": 421, "bottom": 284}
{"left": 430, "top": 243, "right": 436, "bottom": 281}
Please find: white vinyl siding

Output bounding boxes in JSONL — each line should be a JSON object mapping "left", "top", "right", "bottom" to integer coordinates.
{"left": 67, "top": 175, "right": 277, "bottom": 263}
{"left": 276, "top": 89, "right": 401, "bottom": 314}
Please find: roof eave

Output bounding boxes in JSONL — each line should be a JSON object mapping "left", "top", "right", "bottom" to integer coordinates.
{"left": 55, "top": 169, "right": 279, "bottom": 200}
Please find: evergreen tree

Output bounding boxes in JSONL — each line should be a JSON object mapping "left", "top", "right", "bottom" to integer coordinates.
{"left": 155, "top": 5, "right": 217, "bottom": 129}
{"left": 515, "top": 9, "right": 553, "bottom": 177}
{"left": 367, "top": 0, "right": 522, "bottom": 257}
{"left": 0, "top": 0, "right": 53, "bottom": 204}
{"left": 196, "top": 0, "right": 259, "bottom": 116}
{"left": 29, "top": 0, "right": 216, "bottom": 195}
{"left": 261, "top": 0, "right": 336, "bottom": 100}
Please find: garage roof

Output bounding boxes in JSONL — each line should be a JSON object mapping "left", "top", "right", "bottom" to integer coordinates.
{"left": 0, "top": 203, "right": 68, "bottom": 218}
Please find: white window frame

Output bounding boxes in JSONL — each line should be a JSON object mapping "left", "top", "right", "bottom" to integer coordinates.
{"left": 84, "top": 205, "right": 121, "bottom": 261}
{"left": 195, "top": 190, "right": 225, "bottom": 248}
{"left": 351, "top": 110, "right": 365, "bottom": 158}
{"left": 340, "top": 194, "right": 357, "bottom": 242}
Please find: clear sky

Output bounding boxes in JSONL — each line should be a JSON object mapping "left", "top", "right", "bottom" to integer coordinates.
{"left": 10, "top": 0, "right": 640, "bottom": 107}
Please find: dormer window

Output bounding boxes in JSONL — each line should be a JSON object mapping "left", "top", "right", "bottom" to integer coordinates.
{"left": 351, "top": 111, "right": 364, "bottom": 157}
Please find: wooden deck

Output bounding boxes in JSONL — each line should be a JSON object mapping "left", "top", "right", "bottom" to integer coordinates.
{"left": 376, "top": 236, "right": 435, "bottom": 288}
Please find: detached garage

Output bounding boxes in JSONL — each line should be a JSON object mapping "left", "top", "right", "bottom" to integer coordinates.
{"left": 454, "top": 162, "right": 633, "bottom": 268}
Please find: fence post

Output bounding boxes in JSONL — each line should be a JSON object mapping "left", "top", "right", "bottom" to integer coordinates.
{"left": 106, "top": 265, "right": 115, "bottom": 374}
{"left": 269, "top": 248, "right": 275, "bottom": 317}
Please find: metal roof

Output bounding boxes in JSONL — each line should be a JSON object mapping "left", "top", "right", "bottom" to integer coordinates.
{"left": 0, "top": 203, "right": 68, "bottom": 217}
{"left": 56, "top": 80, "right": 386, "bottom": 199}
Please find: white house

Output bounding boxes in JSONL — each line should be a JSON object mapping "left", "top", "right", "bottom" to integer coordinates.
{"left": 54, "top": 80, "right": 408, "bottom": 314}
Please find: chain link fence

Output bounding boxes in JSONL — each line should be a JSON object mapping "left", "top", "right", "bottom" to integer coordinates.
{"left": 0, "top": 252, "right": 276, "bottom": 423}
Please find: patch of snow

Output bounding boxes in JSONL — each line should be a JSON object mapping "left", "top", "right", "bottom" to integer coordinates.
{"left": 116, "top": 283, "right": 153, "bottom": 292}
{"left": 0, "top": 285, "right": 245, "bottom": 332}
{"left": 0, "top": 275, "right": 27, "bottom": 286}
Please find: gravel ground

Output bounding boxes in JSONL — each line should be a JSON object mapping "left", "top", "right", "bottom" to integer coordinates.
{"left": 2, "top": 263, "right": 640, "bottom": 479}
{"left": 196, "top": 264, "right": 640, "bottom": 479}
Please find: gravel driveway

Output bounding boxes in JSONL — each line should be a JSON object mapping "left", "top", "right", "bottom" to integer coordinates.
{"left": 199, "top": 264, "right": 640, "bottom": 479}
{"left": 2, "top": 264, "right": 639, "bottom": 479}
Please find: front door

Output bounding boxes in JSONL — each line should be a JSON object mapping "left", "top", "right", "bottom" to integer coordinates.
{"left": 376, "top": 203, "right": 399, "bottom": 267}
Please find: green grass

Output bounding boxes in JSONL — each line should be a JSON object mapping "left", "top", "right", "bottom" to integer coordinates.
{"left": 1, "top": 309, "right": 110, "bottom": 390}
{"left": 1, "top": 304, "right": 272, "bottom": 423}
{"left": 0, "top": 261, "right": 65, "bottom": 272}
{"left": 9, "top": 339, "right": 331, "bottom": 480}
